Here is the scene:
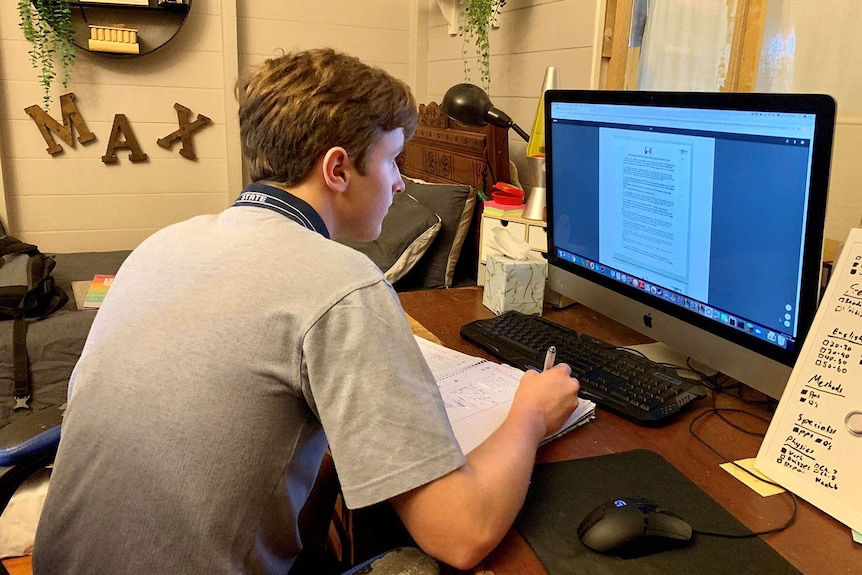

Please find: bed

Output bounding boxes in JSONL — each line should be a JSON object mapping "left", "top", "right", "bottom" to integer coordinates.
{"left": 0, "top": 102, "right": 512, "bottom": 559}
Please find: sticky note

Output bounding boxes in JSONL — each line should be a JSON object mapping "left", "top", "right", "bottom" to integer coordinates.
{"left": 720, "top": 458, "right": 785, "bottom": 497}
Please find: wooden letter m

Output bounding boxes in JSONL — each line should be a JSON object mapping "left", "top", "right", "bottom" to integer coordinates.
{"left": 24, "top": 93, "right": 96, "bottom": 156}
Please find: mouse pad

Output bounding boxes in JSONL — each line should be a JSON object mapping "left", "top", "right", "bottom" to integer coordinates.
{"left": 515, "top": 449, "right": 801, "bottom": 575}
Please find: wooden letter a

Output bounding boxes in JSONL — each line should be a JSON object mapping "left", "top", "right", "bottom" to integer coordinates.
{"left": 24, "top": 92, "right": 96, "bottom": 156}
{"left": 102, "top": 114, "right": 149, "bottom": 164}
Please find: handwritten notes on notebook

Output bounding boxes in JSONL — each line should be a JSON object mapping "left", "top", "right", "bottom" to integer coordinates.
{"left": 756, "top": 228, "right": 862, "bottom": 534}
{"left": 415, "top": 336, "right": 596, "bottom": 454}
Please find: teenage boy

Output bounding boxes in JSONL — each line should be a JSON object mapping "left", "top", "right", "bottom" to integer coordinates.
{"left": 33, "top": 48, "right": 580, "bottom": 575}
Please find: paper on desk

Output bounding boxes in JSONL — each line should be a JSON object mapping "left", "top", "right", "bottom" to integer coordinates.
{"left": 720, "top": 458, "right": 785, "bottom": 497}
{"left": 415, "top": 336, "right": 596, "bottom": 454}
{"left": 723, "top": 464, "right": 862, "bottom": 544}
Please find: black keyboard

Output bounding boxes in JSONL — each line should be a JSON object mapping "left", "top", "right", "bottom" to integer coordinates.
{"left": 460, "top": 311, "right": 708, "bottom": 426}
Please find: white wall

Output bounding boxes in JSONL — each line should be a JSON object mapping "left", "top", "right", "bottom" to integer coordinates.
{"left": 236, "top": 1, "right": 414, "bottom": 86}
{"left": 425, "top": 0, "right": 606, "bottom": 188}
{"left": 3, "top": 1, "right": 859, "bottom": 254}
{"left": 0, "top": 1, "right": 417, "bottom": 253}
{"left": 25, "top": 2, "right": 860, "bottom": 254}
{"left": 756, "top": 0, "right": 862, "bottom": 243}
{"left": 0, "top": 0, "right": 235, "bottom": 253}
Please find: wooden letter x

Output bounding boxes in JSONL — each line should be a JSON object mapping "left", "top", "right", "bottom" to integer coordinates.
{"left": 157, "top": 103, "right": 212, "bottom": 160}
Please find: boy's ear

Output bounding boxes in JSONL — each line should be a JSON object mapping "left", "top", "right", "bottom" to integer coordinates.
{"left": 322, "top": 146, "right": 352, "bottom": 193}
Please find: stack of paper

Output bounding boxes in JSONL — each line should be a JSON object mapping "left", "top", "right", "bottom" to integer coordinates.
{"left": 483, "top": 200, "right": 526, "bottom": 218}
{"left": 415, "top": 336, "right": 596, "bottom": 453}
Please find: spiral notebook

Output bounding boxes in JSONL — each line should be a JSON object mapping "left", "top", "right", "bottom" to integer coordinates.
{"left": 415, "top": 336, "right": 596, "bottom": 453}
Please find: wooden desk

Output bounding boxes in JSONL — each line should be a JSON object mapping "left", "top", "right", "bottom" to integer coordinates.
{"left": 398, "top": 286, "right": 860, "bottom": 575}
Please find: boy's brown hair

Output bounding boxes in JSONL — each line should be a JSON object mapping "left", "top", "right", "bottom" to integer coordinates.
{"left": 237, "top": 48, "right": 418, "bottom": 187}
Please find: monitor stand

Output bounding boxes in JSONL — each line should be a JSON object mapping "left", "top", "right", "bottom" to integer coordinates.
{"left": 624, "top": 341, "right": 717, "bottom": 381}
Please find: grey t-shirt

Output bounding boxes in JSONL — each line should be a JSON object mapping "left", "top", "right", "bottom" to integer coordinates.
{"left": 33, "top": 207, "right": 465, "bottom": 574}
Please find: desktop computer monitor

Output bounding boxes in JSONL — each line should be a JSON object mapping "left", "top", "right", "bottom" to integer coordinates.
{"left": 544, "top": 90, "right": 835, "bottom": 399}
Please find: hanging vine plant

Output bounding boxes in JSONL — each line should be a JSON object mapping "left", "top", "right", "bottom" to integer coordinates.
{"left": 18, "top": 0, "right": 76, "bottom": 109}
{"left": 459, "top": 0, "right": 506, "bottom": 92}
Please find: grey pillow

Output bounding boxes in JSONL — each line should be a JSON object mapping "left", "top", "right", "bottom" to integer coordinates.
{"left": 338, "top": 192, "right": 441, "bottom": 283}
{"left": 395, "top": 177, "right": 476, "bottom": 289}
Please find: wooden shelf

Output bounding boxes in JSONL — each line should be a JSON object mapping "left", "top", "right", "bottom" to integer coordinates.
{"left": 69, "top": 1, "right": 189, "bottom": 11}
{"left": 68, "top": 1, "right": 191, "bottom": 57}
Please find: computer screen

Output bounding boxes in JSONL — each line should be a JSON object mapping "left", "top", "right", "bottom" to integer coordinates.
{"left": 544, "top": 90, "right": 835, "bottom": 399}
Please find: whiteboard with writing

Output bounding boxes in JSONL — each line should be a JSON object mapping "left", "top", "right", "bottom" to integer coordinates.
{"left": 756, "top": 228, "right": 862, "bottom": 533}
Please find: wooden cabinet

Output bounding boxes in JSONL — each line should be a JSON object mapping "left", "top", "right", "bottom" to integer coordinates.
{"left": 68, "top": 1, "right": 191, "bottom": 56}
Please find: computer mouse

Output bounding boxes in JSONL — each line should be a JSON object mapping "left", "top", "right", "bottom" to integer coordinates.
{"left": 577, "top": 497, "right": 693, "bottom": 557}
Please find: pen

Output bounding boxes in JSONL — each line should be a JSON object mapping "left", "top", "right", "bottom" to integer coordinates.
{"left": 543, "top": 346, "right": 557, "bottom": 371}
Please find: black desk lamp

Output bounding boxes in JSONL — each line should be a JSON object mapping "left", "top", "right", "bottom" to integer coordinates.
{"left": 441, "top": 83, "right": 548, "bottom": 220}
{"left": 441, "top": 83, "right": 530, "bottom": 142}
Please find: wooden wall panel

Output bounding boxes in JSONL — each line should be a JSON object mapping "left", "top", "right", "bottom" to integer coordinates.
{"left": 15, "top": 194, "right": 227, "bottom": 233}
{"left": 0, "top": 44, "right": 225, "bottom": 90}
{"left": 426, "top": 0, "right": 599, "bottom": 94}
{"left": 237, "top": 0, "right": 410, "bottom": 29}
{"left": 238, "top": 19, "right": 410, "bottom": 66}
{"left": 1, "top": 0, "right": 614, "bottom": 254}
{"left": 8, "top": 158, "right": 227, "bottom": 196}
{"left": 24, "top": 230, "right": 165, "bottom": 254}
{"left": 0, "top": 0, "right": 232, "bottom": 253}
{"left": 5, "top": 117, "right": 226, "bottom": 160}
{"left": 238, "top": 53, "right": 410, "bottom": 86}
{"left": 425, "top": 48, "right": 593, "bottom": 102}
{"left": 16, "top": 194, "right": 228, "bottom": 254}
{"left": 3, "top": 120, "right": 226, "bottom": 162}
{"left": 503, "top": 5, "right": 596, "bottom": 54}
{"left": 1, "top": 85, "right": 227, "bottom": 124}
{"left": 236, "top": 0, "right": 412, "bottom": 82}
{"left": 424, "top": 0, "right": 603, "bottom": 190}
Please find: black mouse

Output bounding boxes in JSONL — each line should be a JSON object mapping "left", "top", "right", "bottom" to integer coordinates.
{"left": 577, "top": 497, "right": 693, "bottom": 557}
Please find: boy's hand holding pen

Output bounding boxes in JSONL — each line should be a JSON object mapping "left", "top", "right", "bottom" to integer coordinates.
{"left": 543, "top": 346, "right": 557, "bottom": 372}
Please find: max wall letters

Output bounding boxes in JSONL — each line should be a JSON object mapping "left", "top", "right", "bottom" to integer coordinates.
{"left": 24, "top": 93, "right": 212, "bottom": 163}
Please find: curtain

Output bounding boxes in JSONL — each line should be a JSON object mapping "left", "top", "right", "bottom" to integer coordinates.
{"left": 637, "top": 0, "right": 740, "bottom": 91}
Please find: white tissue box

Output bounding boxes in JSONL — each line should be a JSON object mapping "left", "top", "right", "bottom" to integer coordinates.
{"left": 483, "top": 254, "right": 547, "bottom": 316}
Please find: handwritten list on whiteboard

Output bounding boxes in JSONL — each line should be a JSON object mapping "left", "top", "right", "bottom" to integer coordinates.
{"left": 756, "top": 228, "right": 862, "bottom": 533}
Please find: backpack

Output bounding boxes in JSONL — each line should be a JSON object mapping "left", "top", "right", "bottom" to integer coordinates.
{"left": 0, "top": 235, "right": 68, "bottom": 411}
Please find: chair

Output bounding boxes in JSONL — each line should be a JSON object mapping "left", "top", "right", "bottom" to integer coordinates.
{"left": 0, "top": 445, "right": 57, "bottom": 575}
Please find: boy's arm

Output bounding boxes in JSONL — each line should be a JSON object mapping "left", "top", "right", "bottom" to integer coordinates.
{"left": 390, "top": 364, "right": 580, "bottom": 570}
